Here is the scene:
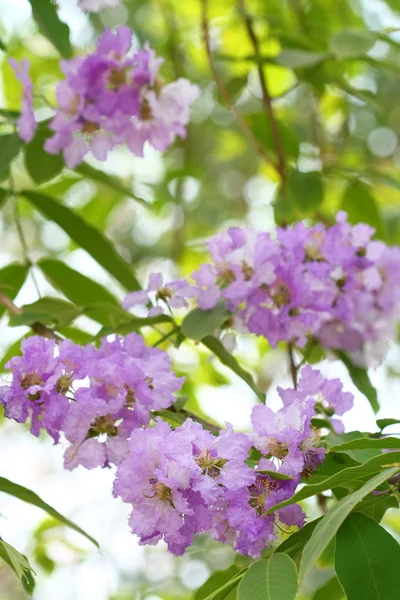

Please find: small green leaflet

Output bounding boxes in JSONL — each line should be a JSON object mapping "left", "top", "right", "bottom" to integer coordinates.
{"left": 0, "top": 134, "right": 22, "bottom": 181}
{"left": 238, "top": 554, "right": 298, "bottom": 600}
{"left": 337, "top": 351, "right": 379, "bottom": 413}
{"left": 28, "top": 0, "right": 72, "bottom": 58}
{"left": 0, "top": 263, "right": 29, "bottom": 319}
{"left": 0, "top": 538, "right": 35, "bottom": 594}
{"left": 181, "top": 302, "right": 230, "bottom": 340}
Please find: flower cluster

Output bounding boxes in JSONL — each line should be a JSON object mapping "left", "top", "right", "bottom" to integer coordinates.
{"left": 114, "top": 365, "right": 338, "bottom": 557}
{"left": 10, "top": 27, "right": 199, "bottom": 166}
{"left": 0, "top": 334, "right": 184, "bottom": 469}
{"left": 125, "top": 213, "right": 400, "bottom": 366}
{"left": 0, "top": 332, "right": 352, "bottom": 557}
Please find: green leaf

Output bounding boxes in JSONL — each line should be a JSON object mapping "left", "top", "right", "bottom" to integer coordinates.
{"left": 286, "top": 170, "right": 324, "bottom": 213}
{"left": 377, "top": 418, "right": 400, "bottom": 431}
{"left": 21, "top": 191, "right": 140, "bottom": 291}
{"left": 28, "top": 0, "right": 72, "bottom": 58}
{"left": 195, "top": 566, "right": 239, "bottom": 600}
{"left": 276, "top": 518, "right": 323, "bottom": 561}
{"left": 274, "top": 49, "right": 329, "bottom": 69}
{"left": 0, "top": 263, "right": 29, "bottom": 319}
{"left": 312, "top": 577, "right": 345, "bottom": 600}
{"left": 325, "top": 431, "right": 379, "bottom": 464}
{"left": 355, "top": 493, "right": 398, "bottom": 522}
{"left": 330, "top": 437, "right": 400, "bottom": 452}
{"left": 74, "top": 163, "right": 147, "bottom": 207}
{"left": 341, "top": 182, "right": 384, "bottom": 240}
{"left": 266, "top": 451, "right": 400, "bottom": 514}
{"left": 0, "top": 538, "right": 35, "bottom": 594}
{"left": 202, "top": 336, "right": 265, "bottom": 401}
{"left": 0, "top": 476, "right": 98, "bottom": 547}
{"left": 0, "top": 187, "right": 9, "bottom": 210}
{"left": 58, "top": 326, "right": 93, "bottom": 345}
{"left": 0, "top": 134, "right": 22, "bottom": 180}
{"left": 9, "top": 297, "right": 81, "bottom": 328}
{"left": 181, "top": 302, "right": 230, "bottom": 341}
{"left": 238, "top": 554, "right": 298, "bottom": 600}
{"left": 330, "top": 28, "right": 377, "bottom": 59}
{"left": 298, "top": 467, "right": 399, "bottom": 581}
{"left": 0, "top": 333, "right": 33, "bottom": 372}
{"left": 0, "top": 37, "right": 7, "bottom": 52}
{"left": 337, "top": 351, "right": 379, "bottom": 413}
{"left": 97, "top": 314, "right": 173, "bottom": 337}
{"left": 335, "top": 512, "right": 400, "bottom": 599}
{"left": 25, "top": 125, "right": 64, "bottom": 184}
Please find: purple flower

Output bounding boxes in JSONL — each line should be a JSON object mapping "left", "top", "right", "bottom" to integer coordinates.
{"left": 9, "top": 58, "right": 37, "bottom": 142}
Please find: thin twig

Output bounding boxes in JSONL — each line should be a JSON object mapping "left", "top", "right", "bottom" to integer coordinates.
{"left": 238, "top": 0, "right": 287, "bottom": 181}
{"left": 200, "top": 0, "right": 272, "bottom": 165}
{"left": 288, "top": 343, "right": 298, "bottom": 389}
{"left": 0, "top": 292, "right": 62, "bottom": 341}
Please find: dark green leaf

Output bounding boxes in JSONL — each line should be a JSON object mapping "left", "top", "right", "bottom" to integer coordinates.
{"left": 325, "top": 431, "right": 379, "bottom": 464}
{"left": 276, "top": 518, "right": 323, "bottom": 561}
{"left": 337, "top": 351, "right": 379, "bottom": 413}
{"left": 202, "top": 336, "right": 265, "bottom": 401}
{"left": 312, "top": 577, "right": 345, "bottom": 600}
{"left": 21, "top": 191, "right": 140, "bottom": 291}
{"left": 238, "top": 555, "right": 298, "bottom": 600}
{"left": 0, "top": 37, "right": 7, "bottom": 52}
{"left": 330, "top": 29, "right": 377, "bottom": 59}
{"left": 28, "top": 0, "right": 72, "bottom": 58}
{"left": 195, "top": 566, "right": 239, "bottom": 600}
{"left": 0, "top": 187, "right": 8, "bottom": 210}
{"left": 74, "top": 163, "right": 147, "bottom": 207}
{"left": 298, "top": 468, "right": 399, "bottom": 581}
{"left": 355, "top": 493, "right": 398, "bottom": 522}
{"left": 25, "top": 125, "right": 64, "bottom": 184}
{"left": 341, "top": 182, "right": 384, "bottom": 240}
{"left": 266, "top": 451, "right": 400, "bottom": 514}
{"left": 181, "top": 302, "right": 230, "bottom": 341}
{"left": 377, "top": 418, "right": 400, "bottom": 431}
{"left": 335, "top": 513, "right": 400, "bottom": 599}
{"left": 0, "top": 134, "right": 22, "bottom": 180}
{"left": 0, "top": 263, "right": 29, "bottom": 319}
{"left": 0, "top": 538, "right": 35, "bottom": 594}
{"left": 286, "top": 170, "right": 324, "bottom": 214}
{"left": 9, "top": 297, "right": 81, "bottom": 328}
{"left": 329, "top": 437, "right": 400, "bottom": 452}
{"left": 0, "top": 477, "right": 98, "bottom": 547}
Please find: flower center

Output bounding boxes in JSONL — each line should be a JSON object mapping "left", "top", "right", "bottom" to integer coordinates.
{"left": 88, "top": 414, "right": 118, "bottom": 438}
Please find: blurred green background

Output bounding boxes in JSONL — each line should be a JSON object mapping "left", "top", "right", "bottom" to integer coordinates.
{"left": 2, "top": 0, "right": 400, "bottom": 598}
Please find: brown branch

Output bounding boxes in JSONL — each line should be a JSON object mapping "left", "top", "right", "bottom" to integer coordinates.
{"left": 200, "top": 0, "right": 272, "bottom": 166}
{"left": 238, "top": 0, "right": 287, "bottom": 181}
{"left": 0, "top": 292, "right": 62, "bottom": 341}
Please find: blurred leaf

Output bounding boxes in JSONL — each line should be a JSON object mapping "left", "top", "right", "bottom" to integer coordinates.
{"left": 28, "top": 0, "right": 72, "bottom": 58}
{"left": 249, "top": 114, "right": 299, "bottom": 160}
{"left": 182, "top": 302, "right": 230, "bottom": 341}
{"left": 58, "top": 326, "right": 93, "bottom": 345}
{"left": 299, "top": 467, "right": 399, "bottom": 581}
{"left": 329, "top": 437, "right": 400, "bottom": 452}
{"left": 0, "top": 187, "right": 8, "bottom": 209}
{"left": 0, "top": 134, "right": 22, "bottom": 181}
{"left": 266, "top": 451, "right": 400, "bottom": 514}
{"left": 341, "top": 182, "right": 384, "bottom": 240}
{"left": 25, "top": 125, "right": 64, "bottom": 184}
{"left": 9, "top": 297, "right": 81, "bottom": 328}
{"left": 0, "top": 538, "right": 35, "bottom": 594}
{"left": 312, "top": 577, "right": 345, "bottom": 600}
{"left": 74, "top": 163, "right": 147, "bottom": 207}
{"left": 330, "top": 29, "right": 377, "bottom": 59}
{"left": 195, "top": 566, "right": 239, "bottom": 600}
{"left": 238, "top": 554, "right": 297, "bottom": 600}
{"left": 0, "top": 37, "right": 7, "bottom": 52}
{"left": 202, "top": 336, "right": 265, "bottom": 401}
{"left": 0, "top": 333, "right": 32, "bottom": 372}
{"left": 376, "top": 418, "right": 400, "bottom": 431}
{"left": 335, "top": 513, "right": 400, "bottom": 599}
{"left": 337, "top": 351, "right": 379, "bottom": 413}
{"left": 0, "top": 263, "right": 29, "bottom": 319}
{"left": 0, "top": 476, "right": 98, "bottom": 547}
{"left": 98, "top": 314, "right": 173, "bottom": 336}
{"left": 275, "top": 49, "right": 328, "bottom": 69}
{"left": 286, "top": 169, "right": 324, "bottom": 214}
{"left": 21, "top": 191, "right": 140, "bottom": 291}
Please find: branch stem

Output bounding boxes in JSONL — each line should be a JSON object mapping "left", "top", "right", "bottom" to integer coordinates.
{"left": 0, "top": 292, "right": 62, "bottom": 341}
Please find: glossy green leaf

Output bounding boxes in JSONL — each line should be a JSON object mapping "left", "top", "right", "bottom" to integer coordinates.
{"left": 312, "top": 577, "right": 345, "bottom": 600}
{"left": 0, "top": 263, "right": 29, "bottom": 319}
{"left": 238, "top": 554, "right": 297, "bottom": 600}
{"left": 341, "top": 182, "right": 384, "bottom": 240}
{"left": 0, "top": 477, "right": 98, "bottom": 547}
{"left": 335, "top": 513, "right": 400, "bottom": 599}
{"left": 266, "top": 451, "right": 400, "bottom": 514}
{"left": 21, "top": 191, "right": 140, "bottom": 291}
{"left": 74, "top": 163, "right": 147, "bottom": 207}
{"left": 181, "top": 302, "right": 230, "bottom": 341}
{"left": 330, "top": 28, "right": 377, "bottom": 58}
{"left": 298, "top": 467, "right": 399, "bottom": 581}
{"left": 330, "top": 437, "right": 400, "bottom": 452}
{"left": 25, "top": 125, "right": 64, "bottom": 184}
{"left": 28, "top": 0, "right": 72, "bottom": 58}
{"left": 337, "top": 351, "right": 379, "bottom": 413}
{"left": 202, "top": 336, "right": 265, "bottom": 401}
{"left": 0, "top": 134, "right": 22, "bottom": 180}
{"left": 9, "top": 297, "right": 81, "bottom": 328}
{"left": 0, "top": 538, "right": 35, "bottom": 594}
